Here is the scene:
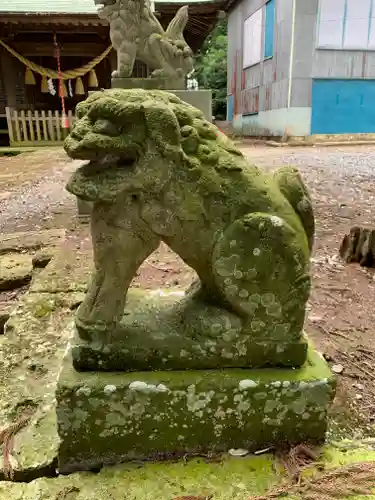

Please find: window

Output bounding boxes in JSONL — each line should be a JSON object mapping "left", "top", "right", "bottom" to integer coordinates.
{"left": 317, "top": 0, "right": 345, "bottom": 48}
{"left": 317, "top": 0, "right": 375, "bottom": 50}
{"left": 343, "top": 0, "right": 371, "bottom": 48}
{"left": 264, "top": 0, "right": 275, "bottom": 58}
{"left": 243, "top": 8, "right": 263, "bottom": 68}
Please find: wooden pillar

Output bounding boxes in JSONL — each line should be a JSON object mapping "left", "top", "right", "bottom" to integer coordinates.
{"left": 0, "top": 47, "right": 19, "bottom": 108}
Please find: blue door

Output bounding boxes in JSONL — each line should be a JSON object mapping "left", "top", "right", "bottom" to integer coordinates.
{"left": 311, "top": 79, "right": 375, "bottom": 134}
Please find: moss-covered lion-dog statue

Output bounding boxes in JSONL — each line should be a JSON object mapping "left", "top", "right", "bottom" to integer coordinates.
{"left": 64, "top": 89, "right": 314, "bottom": 367}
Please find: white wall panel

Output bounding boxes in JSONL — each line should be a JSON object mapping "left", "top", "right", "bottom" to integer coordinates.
{"left": 243, "top": 8, "right": 263, "bottom": 68}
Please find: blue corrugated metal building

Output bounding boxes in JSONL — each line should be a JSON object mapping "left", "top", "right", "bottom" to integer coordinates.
{"left": 225, "top": 0, "right": 375, "bottom": 136}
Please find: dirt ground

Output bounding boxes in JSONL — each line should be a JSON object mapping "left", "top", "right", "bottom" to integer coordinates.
{"left": 1, "top": 144, "right": 375, "bottom": 438}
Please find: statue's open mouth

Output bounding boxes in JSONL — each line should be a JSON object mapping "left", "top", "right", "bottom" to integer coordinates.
{"left": 116, "top": 155, "right": 138, "bottom": 169}
{"left": 79, "top": 151, "right": 139, "bottom": 177}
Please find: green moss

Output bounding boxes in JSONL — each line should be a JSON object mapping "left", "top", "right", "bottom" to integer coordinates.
{"left": 32, "top": 299, "right": 56, "bottom": 318}
{"left": 31, "top": 295, "right": 71, "bottom": 318}
{"left": 324, "top": 446, "right": 375, "bottom": 466}
{"left": 96, "top": 456, "right": 282, "bottom": 499}
{"left": 0, "top": 456, "right": 282, "bottom": 499}
{"left": 67, "top": 346, "right": 333, "bottom": 387}
{"left": 3, "top": 446, "right": 375, "bottom": 499}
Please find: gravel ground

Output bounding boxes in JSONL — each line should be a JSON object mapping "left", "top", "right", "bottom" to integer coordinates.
{"left": 1, "top": 145, "right": 374, "bottom": 233}
{"left": 0, "top": 150, "right": 80, "bottom": 234}
{"left": 242, "top": 145, "right": 375, "bottom": 250}
{"left": 244, "top": 145, "right": 375, "bottom": 204}
{"left": 2, "top": 144, "right": 375, "bottom": 437}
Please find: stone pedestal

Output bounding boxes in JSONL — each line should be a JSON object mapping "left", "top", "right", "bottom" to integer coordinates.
{"left": 60, "top": 87, "right": 335, "bottom": 475}
{"left": 56, "top": 346, "right": 335, "bottom": 474}
{"left": 76, "top": 198, "right": 92, "bottom": 217}
{"left": 71, "top": 289, "right": 308, "bottom": 371}
{"left": 111, "top": 77, "right": 185, "bottom": 90}
{"left": 172, "top": 90, "right": 212, "bottom": 121}
{"left": 110, "top": 78, "right": 213, "bottom": 121}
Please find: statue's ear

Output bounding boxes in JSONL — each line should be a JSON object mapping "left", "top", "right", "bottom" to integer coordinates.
{"left": 141, "top": 100, "right": 180, "bottom": 155}
{"left": 165, "top": 5, "right": 189, "bottom": 39}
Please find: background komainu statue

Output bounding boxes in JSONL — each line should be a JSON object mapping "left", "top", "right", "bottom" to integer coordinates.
{"left": 95, "top": 0, "right": 194, "bottom": 79}
{"left": 64, "top": 89, "right": 315, "bottom": 371}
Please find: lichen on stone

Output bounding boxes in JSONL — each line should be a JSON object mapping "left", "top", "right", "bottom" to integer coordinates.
{"left": 238, "top": 380, "right": 258, "bottom": 391}
{"left": 56, "top": 346, "right": 336, "bottom": 473}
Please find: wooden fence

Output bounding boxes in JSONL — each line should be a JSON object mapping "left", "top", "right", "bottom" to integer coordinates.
{"left": 5, "top": 107, "right": 76, "bottom": 147}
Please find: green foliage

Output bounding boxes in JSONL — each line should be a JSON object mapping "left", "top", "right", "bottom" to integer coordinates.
{"left": 194, "top": 19, "right": 228, "bottom": 120}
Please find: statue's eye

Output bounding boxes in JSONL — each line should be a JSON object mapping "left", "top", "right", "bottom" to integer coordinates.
{"left": 93, "top": 119, "right": 119, "bottom": 136}
{"left": 76, "top": 107, "right": 86, "bottom": 120}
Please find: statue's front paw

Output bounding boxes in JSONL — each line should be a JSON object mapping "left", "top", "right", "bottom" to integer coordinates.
{"left": 111, "top": 70, "right": 120, "bottom": 78}
{"left": 75, "top": 315, "right": 117, "bottom": 342}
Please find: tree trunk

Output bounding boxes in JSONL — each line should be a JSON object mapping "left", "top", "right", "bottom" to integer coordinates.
{"left": 339, "top": 226, "right": 375, "bottom": 267}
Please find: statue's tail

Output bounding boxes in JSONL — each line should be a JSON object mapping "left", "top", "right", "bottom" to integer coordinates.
{"left": 166, "top": 5, "right": 189, "bottom": 40}
{"left": 273, "top": 166, "right": 315, "bottom": 253}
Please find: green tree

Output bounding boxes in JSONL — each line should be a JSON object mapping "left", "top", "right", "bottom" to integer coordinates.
{"left": 194, "top": 18, "right": 227, "bottom": 120}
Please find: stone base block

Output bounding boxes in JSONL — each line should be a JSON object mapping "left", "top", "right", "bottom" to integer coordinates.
{"left": 111, "top": 77, "right": 185, "bottom": 90}
{"left": 72, "top": 289, "right": 308, "bottom": 371}
{"left": 172, "top": 90, "right": 212, "bottom": 121}
{"left": 56, "top": 347, "right": 336, "bottom": 474}
{"left": 109, "top": 79, "right": 212, "bottom": 121}
{"left": 76, "top": 198, "right": 92, "bottom": 216}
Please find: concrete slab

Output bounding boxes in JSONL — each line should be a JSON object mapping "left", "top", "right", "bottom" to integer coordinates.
{"left": 29, "top": 249, "right": 91, "bottom": 294}
{"left": 0, "top": 229, "right": 66, "bottom": 255}
{"left": 0, "top": 249, "right": 91, "bottom": 481}
{"left": 0, "top": 254, "right": 33, "bottom": 291}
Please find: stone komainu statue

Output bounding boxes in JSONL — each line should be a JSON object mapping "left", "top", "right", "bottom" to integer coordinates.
{"left": 95, "top": 0, "right": 194, "bottom": 79}
{"left": 64, "top": 89, "right": 315, "bottom": 353}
